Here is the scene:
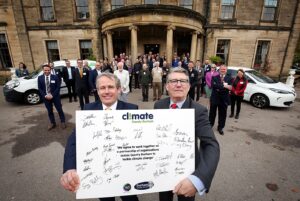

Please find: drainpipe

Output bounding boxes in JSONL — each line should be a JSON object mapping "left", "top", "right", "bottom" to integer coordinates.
{"left": 279, "top": 0, "right": 299, "bottom": 81}
{"left": 98, "top": 0, "right": 104, "bottom": 60}
{"left": 202, "top": 0, "right": 210, "bottom": 62}
{"left": 20, "top": 0, "right": 36, "bottom": 70}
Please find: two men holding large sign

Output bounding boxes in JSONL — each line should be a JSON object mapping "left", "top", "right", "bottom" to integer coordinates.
{"left": 60, "top": 66, "right": 220, "bottom": 201}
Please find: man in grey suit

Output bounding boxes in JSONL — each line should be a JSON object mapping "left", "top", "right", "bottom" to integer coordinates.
{"left": 154, "top": 67, "right": 220, "bottom": 201}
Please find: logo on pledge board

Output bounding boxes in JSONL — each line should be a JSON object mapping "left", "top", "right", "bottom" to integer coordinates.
{"left": 122, "top": 112, "right": 154, "bottom": 123}
{"left": 134, "top": 181, "right": 154, "bottom": 190}
{"left": 123, "top": 183, "right": 132, "bottom": 191}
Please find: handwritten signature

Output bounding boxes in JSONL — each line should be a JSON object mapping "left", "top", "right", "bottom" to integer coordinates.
{"left": 82, "top": 120, "right": 95, "bottom": 128}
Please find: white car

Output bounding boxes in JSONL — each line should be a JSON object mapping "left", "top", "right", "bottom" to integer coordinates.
{"left": 3, "top": 59, "right": 96, "bottom": 105}
{"left": 227, "top": 67, "right": 297, "bottom": 108}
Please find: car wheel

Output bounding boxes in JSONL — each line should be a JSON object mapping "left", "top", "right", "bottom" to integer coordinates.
{"left": 25, "top": 91, "right": 41, "bottom": 105}
{"left": 250, "top": 93, "right": 269, "bottom": 108}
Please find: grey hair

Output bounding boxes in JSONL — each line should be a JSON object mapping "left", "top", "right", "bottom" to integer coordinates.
{"left": 96, "top": 73, "right": 121, "bottom": 89}
{"left": 166, "top": 67, "right": 190, "bottom": 83}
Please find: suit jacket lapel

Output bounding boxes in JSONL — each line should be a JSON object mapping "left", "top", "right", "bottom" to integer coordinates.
{"left": 162, "top": 97, "right": 171, "bottom": 109}
{"left": 116, "top": 101, "right": 124, "bottom": 109}
{"left": 182, "top": 98, "right": 191, "bottom": 109}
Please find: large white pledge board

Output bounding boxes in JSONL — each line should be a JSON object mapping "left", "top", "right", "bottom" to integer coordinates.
{"left": 76, "top": 109, "right": 195, "bottom": 199}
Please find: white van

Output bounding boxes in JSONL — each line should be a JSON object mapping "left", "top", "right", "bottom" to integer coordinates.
{"left": 3, "top": 60, "right": 96, "bottom": 105}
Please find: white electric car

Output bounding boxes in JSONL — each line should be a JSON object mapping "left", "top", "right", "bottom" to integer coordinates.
{"left": 227, "top": 67, "right": 297, "bottom": 108}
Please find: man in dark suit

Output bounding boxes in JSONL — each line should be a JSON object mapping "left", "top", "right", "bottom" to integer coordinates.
{"left": 60, "top": 73, "right": 139, "bottom": 201}
{"left": 49, "top": 62, "right": 62, "bottom": 79}
{"left": 62, "top": 60, "right": 77, "bottom": 102}
{"left": 154, "top": 67, "right": 220, "bottom": 201}
{"left": 89, "top": 61, "right": 102, "bottom": 101}
{"left": 38, "top": 64, "right": 66, "bottom": 130}
{"left": 133, "top": 58, "right": 142, "bottom": 88}
{"left": 187, "top": 61, "right": 198, "bottom": 100}
{"left": 75, "top": 59, "right": 90, "bottom": 110}
{"left": 209, "top": 65, "right": 232, "bottom": 135}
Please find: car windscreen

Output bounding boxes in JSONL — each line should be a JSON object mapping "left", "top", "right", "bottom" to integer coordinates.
{"left": 23, "top": 68, "right": 42, "bottom": 79}
{"left": 247, "top": 70, "right": 277, "bottom": 83}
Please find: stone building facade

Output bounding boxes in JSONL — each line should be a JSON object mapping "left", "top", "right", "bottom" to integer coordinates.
{"left": 0, "top": 0, "right": 299, "bottom": 78}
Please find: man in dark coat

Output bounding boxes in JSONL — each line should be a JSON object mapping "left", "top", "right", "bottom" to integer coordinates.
{"left": 187, "top": 61, "right": 198, "bottom": 100}
{"left": 62, "top": 60, "right": 77, "bottom": 102}
{"left": 38, "top": 64, "right": 66, "bottom": 130}
{"left": 209, "top": 65, "right": 232, "bottom": 135}
{"left": 154, "top": 67, "right": 220, "bottom": 201}
{"left": 75, "top": 59, "right": 90, "bottom": 110}
{"left": 60, "top": 73, "right": 139, "bottom": 201}
{"left": 139, "top": 63, "right": 152, "bottom": 101}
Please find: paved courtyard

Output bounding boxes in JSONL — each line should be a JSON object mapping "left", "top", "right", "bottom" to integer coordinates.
{"left": 0, "top": 85, "right": 299, "bottom": 201}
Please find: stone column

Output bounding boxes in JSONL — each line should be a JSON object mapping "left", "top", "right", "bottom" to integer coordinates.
{"left": 196, "top": 35, "right": 202, "bottom": 61}
{"left": 129, "top": 25, "right": 138, "bottom": 65}
{"left": 166, "top": 24, "right": 176, "bottom": 65}
{"left": 190, "top": 31, "right": 199, "bottom": 63}
{"left": 102, "top": 35, "right": 108, "bottom": 59}
{"left": 106, "top": 30, "right": 114, "bottom": 62}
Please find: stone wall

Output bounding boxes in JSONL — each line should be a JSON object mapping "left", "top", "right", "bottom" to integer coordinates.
{"left": 0, "top": 0, "right": 23, "bottom": 68}
{"left": 209, "top": 0, "right": 297, "bottom": 26}
{"left": 22, "top": 0, "right": 99, "bottom": 27}
{"left": 28, "top": 29, "right": 100, "bottom": 67}
{"left": 205, "top": 29, "right": 290, "bottom": 76}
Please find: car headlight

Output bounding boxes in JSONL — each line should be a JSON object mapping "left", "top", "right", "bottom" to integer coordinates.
{"left": 6, "top": 81, "right": 20, "bottom": 89}
{"left": 269, "top": 88, "right": 291, "bottom": 94}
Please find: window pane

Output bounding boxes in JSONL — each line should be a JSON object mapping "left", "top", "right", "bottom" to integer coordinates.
{"left": 222, "top": 0, "right": 235, "bottom": 5}
{"left": 254, "top": 41, "right": 270, "bottom": 70}
{"left": 179, "top": 0, "right": 193, "bottom": 9}
{"left": 80, "top": 40, "right": 92, "bottom": 60}
{"left": 40, "top": 0, "right": 52, "bottom": 6}
{"left": 47, "top": 41, "right": 58, "bottom": 49}
{"left": 111, "top": 0, "right": 124, "bottom": 10}
{"left": 144, "top": 0, "right": 158, "bottom": 4}
{"left": 41, "top": 7, "right": 54, "bottom": 20}
{"left": 40, "top": 0, "right": 54, "bottom": 20}
{"left": 76, "top": 0, "right": 88, "bottom": 6}
{"left": 221, "top": 5, "right": 234, "bottom": 19}
{"left": 76, "top": 0, "right": 89, "bottom": 19}
{"left": 0, "top": 34, "right": 12, "bottom": 68}
{"left": 46, "top": 41, "right": 60, "bottom": 62}
{"left": 265, "top": 0, "right": 277, "bottom": 7}
{"left": 216, "top": 40, "right": 230, "bottom": 65}
{"left": 262, "top": 7, "right": 275, "bottom": 21}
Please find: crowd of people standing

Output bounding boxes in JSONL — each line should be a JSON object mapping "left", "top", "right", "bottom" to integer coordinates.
{"left": 36, "top": 51, "right": 248, "bottom": 135}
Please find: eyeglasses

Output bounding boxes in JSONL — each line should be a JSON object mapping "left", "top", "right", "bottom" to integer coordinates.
{"left": 168, "top": 79, "right": 189, "bottom": 85}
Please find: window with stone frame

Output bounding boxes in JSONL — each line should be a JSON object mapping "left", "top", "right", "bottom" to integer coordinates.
{"left": 75, "top": 0, "right": 90, "bottom": 20}
{"left": 40, "top": 0, "right": 55, "bottom": 21}
{"left": 144, "top": 0, "right": 158, "bottom": 4}
{"left": 111, "top": 0, "right": 124, "bottom": 10}
{"left": 220, "top": 0, "right": 236, "bottom": 19}
{"left": 0, "top": 34, "right": 12, "bottom": 69}
{"left": 262, "top": 0, "right": 278, "bottom": 21}
{"left": 216, "top": 39, "right": 230, "bottom": 65}
{"left": 179, "top": 0, "right": 193, "bottom": 9}
{"left": 254, "top": 40, "right": 270, "bottom": 70}
{"left": 46, "top": 40, "right": 60, "bottom": 62}
{"left": 79, "top": 40, "right": 92, "bottom": 60}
